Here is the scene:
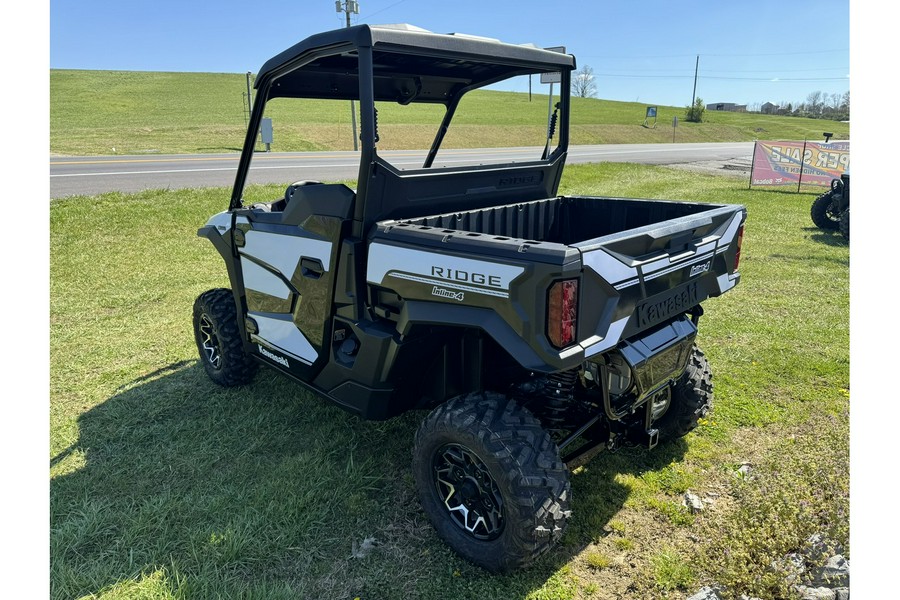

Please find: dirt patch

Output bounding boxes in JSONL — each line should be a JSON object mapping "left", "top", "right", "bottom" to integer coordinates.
{"left": 665, "top": 157, "right": 752, "bottom": 180}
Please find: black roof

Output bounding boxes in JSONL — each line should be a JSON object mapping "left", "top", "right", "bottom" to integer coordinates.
{"left": 257, "top": 24, "right": 576, "bottom": 104}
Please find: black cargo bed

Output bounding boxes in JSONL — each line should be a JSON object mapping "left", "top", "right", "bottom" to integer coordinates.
{"left": 393, "top": 195, "right": 729, "bottom": 246}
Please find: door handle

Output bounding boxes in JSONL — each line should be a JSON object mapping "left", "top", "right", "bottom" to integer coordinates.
{"left": 300, "top": 257, "right": 325, "bottom": 279}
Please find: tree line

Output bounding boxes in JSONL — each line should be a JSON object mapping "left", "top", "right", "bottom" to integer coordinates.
{"left": 747, "top": 91, "right": 849, "bottom": 121}
{"left": 571, "top": 64, "right": 849, "bottom": 122}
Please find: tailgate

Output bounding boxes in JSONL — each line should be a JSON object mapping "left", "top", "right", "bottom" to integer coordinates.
{"left": 575, "top": 203, "right": 745, "bottom": 357}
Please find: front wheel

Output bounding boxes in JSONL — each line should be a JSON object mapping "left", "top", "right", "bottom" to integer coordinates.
{"left": 193, "top": 288, "right": 258, "bottom": 387}
{"left": 412, "top": 392, "right": 571, "bottom": 572}
{"left": 810, "top": 190, "right": 841, "bottom": 230}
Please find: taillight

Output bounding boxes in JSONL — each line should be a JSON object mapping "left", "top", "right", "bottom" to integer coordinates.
{"left": 547, "top": 279, "right": 578, "bottom": 348}
{"left": 734, "top": 224, "right": 745, "bottom": 272}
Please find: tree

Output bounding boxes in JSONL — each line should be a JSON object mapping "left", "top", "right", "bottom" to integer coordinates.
{"left": 685, "top": 97, "right": 705, "bottom": 123}
{"left": 572, "top": 65, "right": 597, "bottom": 98}
{"left": 805, "top": 91, "right": 824, "bottom": 117}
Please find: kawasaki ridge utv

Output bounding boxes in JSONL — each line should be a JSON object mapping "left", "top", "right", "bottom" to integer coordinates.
{"left": 192, "top": 24, "right": 746, "bottom": 572}
{"left": 810, "top": 172, "right": 850, "bottom": 240}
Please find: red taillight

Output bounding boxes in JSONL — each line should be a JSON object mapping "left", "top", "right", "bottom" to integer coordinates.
{"left": 734, "top": 224, "right": 744, "bottom": 272}
{"left": 547, "top": 279, "right": 578, "bottom": 348}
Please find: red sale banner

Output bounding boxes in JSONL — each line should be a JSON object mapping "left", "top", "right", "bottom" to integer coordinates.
{"left": 750, "top": 141, "right": 850, "bottom": 187}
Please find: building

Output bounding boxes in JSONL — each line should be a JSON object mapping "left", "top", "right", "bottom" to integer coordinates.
{"left": 706, "top": 102, "right": 747, "bottom": 113}
{"left": 761, "top": 102, "right": 778, "bottom": 114}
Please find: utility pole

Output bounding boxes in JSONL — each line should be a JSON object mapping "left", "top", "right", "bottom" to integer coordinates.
{"left": 245, "top": 71, "right": 253, "bottom": 125}
{"left": 690, "top": 55, "right": 699, "bottom": 120}
{"left": 336, "top": 0, "right": 360, "bottom": 151}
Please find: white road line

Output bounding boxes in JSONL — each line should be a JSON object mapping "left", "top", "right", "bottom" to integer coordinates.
{"left": 49, "top": 157, "right": 537, "bottom": 178}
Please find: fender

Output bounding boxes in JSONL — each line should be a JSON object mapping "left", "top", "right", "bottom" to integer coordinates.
{"left": 198, "top": 223, "right": 251, "bottom": 346}
{"left": 396, "top": 300, "right": 584, "bottom": 373}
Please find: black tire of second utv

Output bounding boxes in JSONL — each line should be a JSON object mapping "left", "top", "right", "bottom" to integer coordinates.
{"left": 192, "top": 288, "right": 258, "bottom": 387}
{"left": 840, "top": 208, "right": 849, "bottom": 240}
{"left": 412, "top": 392, "right": 571, "bottom": 573}
{"left": 655, "top": 345, "right": 714, "bottom": 442}
{"left": 810, "top": 190, "right": 841, "bottom": 230}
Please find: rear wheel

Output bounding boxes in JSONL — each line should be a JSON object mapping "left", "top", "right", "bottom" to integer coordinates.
{"left": 810, "top": 190, "right": 841, "bottom": 230}
{"left": 412, "top": 392, "right": 571, "bottom": 572}
{"left": 193, "top": 288, "right": 258, "bottom": 387}
{"left": 654, "top": 345, "right": 713, "bottom": 441}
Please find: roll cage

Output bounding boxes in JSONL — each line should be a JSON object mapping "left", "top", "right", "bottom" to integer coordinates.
{"left": 230, "top": 24, "right": 576, "bottom": 237}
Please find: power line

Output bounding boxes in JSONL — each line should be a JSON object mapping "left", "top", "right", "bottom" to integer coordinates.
{"left": 701, "top": 67, "right": 849, "bottom": 74}
{"left": 594, "top": 73, "right": 849, "bottom": 82}
{"left": 581, "top": 48, "right": 848, "bottom": 60}
{"left": 701, "top": 48, "right": 849, "bottom": 58}
{"left": 702, "top": 75, "right": 849, "bottom": 82}
{"left": 362, "top": 0, "right": 411, "bottom": 20}
{"left": 595, "top": 66, "right": 848, "bottom": 75}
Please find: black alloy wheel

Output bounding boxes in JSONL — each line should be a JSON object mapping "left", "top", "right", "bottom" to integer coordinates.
{"left": 432, "top": 443, "right": 504, "bottom": 540}
{"left": 197, "top": 313, "right": 222, "bottom": 370}
{"left": 192, "top": 288, "right": 258, "bottom": 387}
{"left": 412, "top": 392, "right": 571, "bottom": 572}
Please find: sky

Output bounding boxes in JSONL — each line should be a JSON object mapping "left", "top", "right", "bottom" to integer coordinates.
{"left": 49, "top": 0, "right": 851, "bottom": 109}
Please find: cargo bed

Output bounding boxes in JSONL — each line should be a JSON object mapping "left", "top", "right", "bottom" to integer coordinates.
{"left": 381, "top": 195, "right": 742, "bottom": 263}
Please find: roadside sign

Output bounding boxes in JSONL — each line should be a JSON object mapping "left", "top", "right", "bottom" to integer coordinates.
{"left": 540, "top": 72, "right": 561, "bottom": 84}
{"left": 540, "top": 46, "right": 566, "bottom": 84}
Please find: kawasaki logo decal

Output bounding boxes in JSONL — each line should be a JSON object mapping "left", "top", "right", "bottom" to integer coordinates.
{"left": 636, "top": 282, "right": 699, "bottom": 329}
{"left": 258, "top": 344, "right": 290, "bottom": 368}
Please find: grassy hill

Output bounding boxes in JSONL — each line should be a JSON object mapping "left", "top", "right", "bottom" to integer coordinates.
{"left": 50, "top": 69, "right": 851, "bottom": 156}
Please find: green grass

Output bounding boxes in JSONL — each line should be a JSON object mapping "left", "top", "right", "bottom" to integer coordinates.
{"left": 50, "top": 69, "right": 850, "bottom": 155}
{"left": 651, "top": 548, "right": 696, "bottom": 591}
{"left": 50, "top": 163, "right": 848, "bottom": 600}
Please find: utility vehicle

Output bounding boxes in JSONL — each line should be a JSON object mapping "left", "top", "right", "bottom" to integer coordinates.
{"left": 193, "top": 24, "right": 746, "bottom": 572}
{"left": 810, "top": 172, "right": 850, "bottom": 240}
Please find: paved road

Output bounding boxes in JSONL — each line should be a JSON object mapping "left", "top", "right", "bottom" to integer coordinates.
{"left": 49, "top": 142, "right": 754, "bottom": 199}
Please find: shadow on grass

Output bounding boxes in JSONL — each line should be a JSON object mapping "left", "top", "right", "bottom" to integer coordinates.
{"left": 805, "top": 228, "right": 849, "bottom": 248}
{"left": 50, "top": 361, "right": 686, "bottom": 600}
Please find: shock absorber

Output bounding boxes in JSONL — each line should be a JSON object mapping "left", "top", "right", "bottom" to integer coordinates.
{"left": 540, "top": 369, "right": 578, "bottom": 430}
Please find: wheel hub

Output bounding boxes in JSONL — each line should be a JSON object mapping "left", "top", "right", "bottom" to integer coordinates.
{"left": 432, "top": 443, "right": 504, "bottom": 540}
{"left": 198, "top": 314, "right": 221, "bottom": 369}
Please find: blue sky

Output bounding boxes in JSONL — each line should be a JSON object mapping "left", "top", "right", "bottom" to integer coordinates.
{"left": 50, "top": 0, "right": 850, "bottom": 108}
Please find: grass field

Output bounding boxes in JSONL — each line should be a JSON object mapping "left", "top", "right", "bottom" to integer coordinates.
{"left": 49, "top": 163, "right": 849, "bottom": 600}
{"left": 50, "top": 70, "right": 851, "bottom": 156}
